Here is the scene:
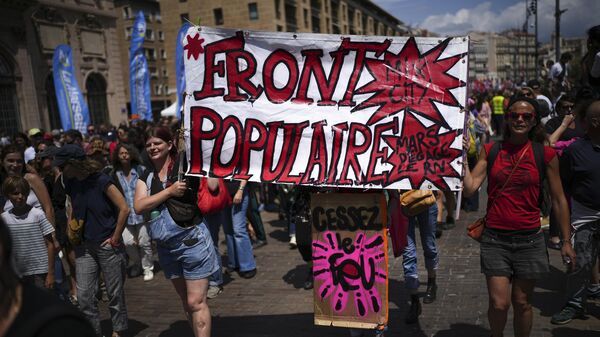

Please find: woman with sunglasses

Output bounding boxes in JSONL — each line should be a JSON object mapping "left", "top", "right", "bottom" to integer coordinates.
{"left": 134, "top": 127, "right": 219, "bottom": 337}
{"left": 463, "top": 95, "right": 573, "bottom": 337}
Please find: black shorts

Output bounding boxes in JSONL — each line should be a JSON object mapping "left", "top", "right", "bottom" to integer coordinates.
{"left": 480, "top": 228, "right": 549, "bottom": 279}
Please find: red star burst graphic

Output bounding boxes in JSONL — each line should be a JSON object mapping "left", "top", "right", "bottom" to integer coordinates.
{"left": 353, "top": 37, "right": 466, "bottom": 129}
{"left": 183, "top": 33, "right": 205, "bottom": 60}
{"left": 383, "top": 112, "right": 462, "bottom": 190}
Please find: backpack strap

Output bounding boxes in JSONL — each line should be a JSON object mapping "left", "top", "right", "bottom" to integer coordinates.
{"left": 532, "top": 142, "right": 545, "bottom": 183}
{"left": 532, "top": 142, "right": 546, "bottom": 208}
{"left": 486, "top": 141, "right": 501, "bottom": 177}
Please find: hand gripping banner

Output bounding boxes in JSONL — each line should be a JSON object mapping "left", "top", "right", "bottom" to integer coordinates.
{"left": 183, "top": 26, "right": 469, "bottom": 190}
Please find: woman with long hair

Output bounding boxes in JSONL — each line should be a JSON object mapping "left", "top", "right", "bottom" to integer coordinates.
{"left": 1, "top": 145, "right": 55, "bottom": 236}
{"left": 111, "top": 143, "right": 154, "bottom": 281}
{"left": 134, "top": 127, "right": 219, "bottom": 337}
{"left": 463, "top": 96, "right": 573, "bottom": 337}
{"left": 55, "top": 144, "right": 130, "bottom": 337}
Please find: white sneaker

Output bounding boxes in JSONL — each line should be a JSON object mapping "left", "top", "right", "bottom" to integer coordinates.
{"left": 289, "top": 234, "right": 297, "bottom": 248}
{"left": 207, "top": 285, "right": 223, "bottom": 299}
{"left": 143, "top": 269, "right": 154, "bottom": 282}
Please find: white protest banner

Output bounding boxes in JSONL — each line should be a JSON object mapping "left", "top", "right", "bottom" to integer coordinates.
{"left": 183, "top": 26, "right": 468, "bottom": 190}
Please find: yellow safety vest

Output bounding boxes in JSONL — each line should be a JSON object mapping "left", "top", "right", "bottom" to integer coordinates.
{"left": 492, "top": 96, "right": 505, "bottom": 115}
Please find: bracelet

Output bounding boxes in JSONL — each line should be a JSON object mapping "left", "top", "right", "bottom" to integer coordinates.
{"left": 238, "top": 187, "right": 245, "bottom": 191}
{"left": 559, "top": 239, "right": 571, "bottom": 245}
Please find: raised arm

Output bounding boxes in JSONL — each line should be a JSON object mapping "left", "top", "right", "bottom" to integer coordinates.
{"left": 548, "top": 114, "right": 575, "bottom": 147}
{"left": 26, "top": 173, "right": 55, "bottom": 227}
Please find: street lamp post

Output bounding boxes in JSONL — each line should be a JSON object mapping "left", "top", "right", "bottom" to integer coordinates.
{"left": 555, "top": 0, "right": 567, "bottom": 61}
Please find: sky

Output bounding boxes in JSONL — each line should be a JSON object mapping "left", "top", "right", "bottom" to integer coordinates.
{"left": 372, "top": 0, "right": 600, "bottom": 42}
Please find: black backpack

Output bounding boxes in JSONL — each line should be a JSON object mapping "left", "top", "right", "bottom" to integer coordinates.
{"left": 486, "top": 141, "right": 550, "bottom": 215}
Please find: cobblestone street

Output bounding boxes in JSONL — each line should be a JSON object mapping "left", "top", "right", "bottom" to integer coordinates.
{"left": 101, "top": 194, "right": 600, "bottom": 337}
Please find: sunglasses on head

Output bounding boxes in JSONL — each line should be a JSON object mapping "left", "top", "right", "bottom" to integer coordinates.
{"left": 507, "top": 111, "right": 535, "bottom": 122}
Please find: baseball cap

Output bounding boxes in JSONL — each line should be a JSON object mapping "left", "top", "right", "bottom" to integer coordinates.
{"left": 28, "top": 128, "right": 42, "bottom": 137}
{"left": 527, "top": 79, "right": 541, "bottom": 89}
{"left": 52, "top": 144, "right": 86, "bottom": 167}
{"left": 37, "top": 146, "right": 59, "bottom": 159}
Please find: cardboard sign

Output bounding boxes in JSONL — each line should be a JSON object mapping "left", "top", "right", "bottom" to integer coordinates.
{"left": 311, "top": 193, "right": 388, "bottom": 329}
{"left": 183, "top": 26, "right": 469, "bottom": 190}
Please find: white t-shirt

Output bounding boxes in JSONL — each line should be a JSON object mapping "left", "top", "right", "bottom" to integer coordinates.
{"left": 1, "top": 207, "right": 54, "bottom": 276}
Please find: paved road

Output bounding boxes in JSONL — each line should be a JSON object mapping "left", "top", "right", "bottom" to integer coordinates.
{"left": 100, "top": 195, "right": 600, "bottom": 337}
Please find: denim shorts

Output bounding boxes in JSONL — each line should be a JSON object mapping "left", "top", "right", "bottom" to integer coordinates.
{"left": 148, "top": 207, "right": 219, "bottom": 280}
{"left": 480, "top": 227, "right": 549, "bottom": 280}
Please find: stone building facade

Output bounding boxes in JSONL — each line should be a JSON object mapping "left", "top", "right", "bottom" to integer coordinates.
{"left": 0, "top": 0, "right": 128, "bottom": 136}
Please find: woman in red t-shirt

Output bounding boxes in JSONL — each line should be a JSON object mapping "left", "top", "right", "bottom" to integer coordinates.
{"left": 463, "top": 96, "right": 574, "bottom": 337}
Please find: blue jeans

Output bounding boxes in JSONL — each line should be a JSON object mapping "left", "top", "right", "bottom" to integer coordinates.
{"left": 223, "top": 190, "right": 256, "bottom": 272}
{"left": 403, "top": 204, "right": 439, "bottom": 290}
{"left": 566, "top": 221, "right": 600, "bottom": 309}
{"left": 204, "top": 210, "right": 225, "bottom": 286}
{"left": 148, "top": 207, "right": 219, "bottom": 280}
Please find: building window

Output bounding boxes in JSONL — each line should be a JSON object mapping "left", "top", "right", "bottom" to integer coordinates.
{"left": 158, "top": 31, "right": 164, "bottom": 41}
{"left": 248, "top": 3, "right": 259, "bottom": 20}
{"left": 146, "top": 29, "right": 155, "bottom": 41}
{"left": 162, "top": 68, "right": 168, "bottom": 77}
{"left": 154, "top": 85, "right": 160, "bottom": 95}
{"left": 155, "top": 13, "right": 162, "bottom": 22}
{"left": 275, "top": 0, "right": 281, "bottom": 19}
{"left": 214, "top": 8, "right": 224, "bottom": 25}
{"left": 180, "top": 13, "right": 189, "bottom": 24}
{"left": 277, "top": 25, "right": 283, "bottom": 31}
{"left": 179, "top": 0, "right": 187, "bottom": 2}
{"left": 303, "top": 8, "right": 308, "bottom": 28}
{"left": 125, "top": 27, "right": 132, "bottom": 39}
{"left": 161, "top": 49, "right": 167, "bottom": 59}
{"left": 146, "top": 48, "right": 156, "bottom": 61}
{"left": 122, "top": 6, "right": 131, "bottom": 19}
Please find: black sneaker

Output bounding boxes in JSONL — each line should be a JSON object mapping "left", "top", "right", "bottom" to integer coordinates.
{"left": 239, "top": 269, "right": 257, "bottom": 279}
{"left": 423, "top": 279, "right": 437, "bottom": 304}
{"left": 405, "top": 295, "right": 422, "bottom": 324}
{"left": 443, "top": 216, "right": 456, "bottom": 230}
{"left": 435, "top": 228, "right": 443, "bottom": 238}
{"left": 588, "top": 285, "right": 600, "bottom": 300}
{"left": 551, "top": 305, "right": 585, "bottom": 325}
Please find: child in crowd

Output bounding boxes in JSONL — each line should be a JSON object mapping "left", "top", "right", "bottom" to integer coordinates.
{"left": 1, "top": 176, "right": 55, "bottom": 289}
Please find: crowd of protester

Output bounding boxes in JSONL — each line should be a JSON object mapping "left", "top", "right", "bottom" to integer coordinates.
{"left": 0, "top": 25, "right": 599, "bottom": 337}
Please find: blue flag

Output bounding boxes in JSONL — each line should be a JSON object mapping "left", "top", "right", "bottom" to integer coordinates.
{"left": 52, "top": 45, "right": 90, "bottom": 133}
{"left": 175, "top": 23, "right": 191, "bottom": 120}
{"left": 129, "top": 11, "right": 152, "bottom": 121}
